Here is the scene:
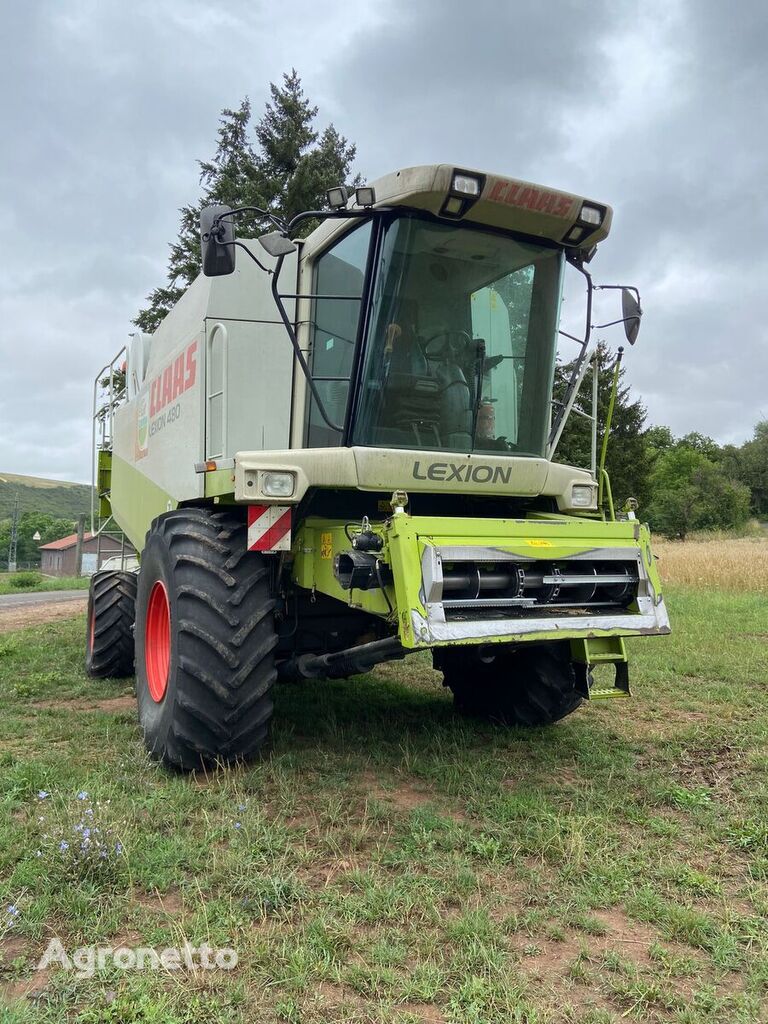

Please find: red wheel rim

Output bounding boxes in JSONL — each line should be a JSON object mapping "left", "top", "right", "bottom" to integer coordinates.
{"left": 145, "top": 581, "right": 170, "bottom": 702}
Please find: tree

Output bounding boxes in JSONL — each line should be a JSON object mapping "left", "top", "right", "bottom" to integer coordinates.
{"left": 135, "top": 71, "right": 359, "bottom": 333}
{"left": 734, "top": 420, "right": 768, "bottom": 516}
{"left": 0, "top": 512, "right": 75, "bottom": 567}
{"left": 553, "top": 342, "right": 651, "bottom": 508}
{"left": 645, "top": 447, "right": 751, "bottom": 538}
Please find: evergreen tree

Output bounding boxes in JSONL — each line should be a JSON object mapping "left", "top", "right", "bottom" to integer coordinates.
{"left": 552, "top": 341, "right": 651, "bottom": 509}
{"left": 135, "top": 71, "right": 359, "bottom": 333}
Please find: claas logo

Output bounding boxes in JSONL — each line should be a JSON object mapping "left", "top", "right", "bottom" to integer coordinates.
{"left": 148, "top": 341, "right": 197, "bottom": 418}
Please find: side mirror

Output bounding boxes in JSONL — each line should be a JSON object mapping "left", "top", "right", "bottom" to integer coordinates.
{"left": 621, "top": 287, "right": 642, "bottom": 345}
{"left": 200, "top": 205, "right": 236, "bottom": 277}
{"left": 258, "top": 231, "right": 297, "bottom": 258}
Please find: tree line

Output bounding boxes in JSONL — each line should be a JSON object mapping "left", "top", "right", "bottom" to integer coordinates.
{"left": 554, "top": 347, "right": 763, "bottom": 537}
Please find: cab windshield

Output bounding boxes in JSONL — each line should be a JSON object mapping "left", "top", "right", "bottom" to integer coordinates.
{"left": 351, "top": 216, "right": 564, "bottom": 457}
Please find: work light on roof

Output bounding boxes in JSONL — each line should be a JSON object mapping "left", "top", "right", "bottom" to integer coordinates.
{"left": 355, "top": 186, "right": 376, "bottom": 207}
{"left": 452, "top": 173, "right": 481, "bottom": 196}
{"left": 327, "top": 186, "right": 349, "bottom": 209}
{"left": 579, "top": 203, "right": 603, "bottom": 226}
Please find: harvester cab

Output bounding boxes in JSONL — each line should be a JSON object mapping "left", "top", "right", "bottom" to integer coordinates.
{"left": 88, "top": 164, "right": 669, "bottom": 770}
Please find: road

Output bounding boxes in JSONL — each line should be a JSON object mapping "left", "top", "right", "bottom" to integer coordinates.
{"left": 0, "top": 590, "right": 87, "bottom": 609}
{"left": 0, "top": 589, "right": 87, "bottom": 632}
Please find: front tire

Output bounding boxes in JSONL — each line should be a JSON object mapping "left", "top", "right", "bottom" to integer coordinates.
{"left": 435, "top": 642, "right": 583, "bottom": 726}
{"left": 135, "top": 508, "right": 278, "bottom": 770}
{"left": 86, "top": 570, "right": 137, "bottom": 678}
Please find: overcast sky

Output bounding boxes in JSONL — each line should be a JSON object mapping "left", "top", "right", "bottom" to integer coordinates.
{"left": 1, "top": 0, "right": 765, "bottom": 482}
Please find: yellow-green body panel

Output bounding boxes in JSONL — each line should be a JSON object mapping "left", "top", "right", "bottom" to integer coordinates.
{"left": 109, "top": 453, "right": 177, "bottom": 550}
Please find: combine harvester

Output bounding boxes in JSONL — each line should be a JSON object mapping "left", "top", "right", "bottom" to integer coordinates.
{"left": 88, "top": 165, "right": 669, "bottom": 769}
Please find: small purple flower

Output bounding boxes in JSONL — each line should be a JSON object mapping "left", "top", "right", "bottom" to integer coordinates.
{"left": 59, "top": 840, "right": 69, "bottom": 852}
{"left": 7, "top": 905, "right": 19, "bottom": 917}
{"left": 37, "top": 791, "right": 49, "bottom": 801}
{"left": 114, "top": 842, "right": 123, "bottom": 855}
{"left": 234, "top": 822, "right": 242, "bottom": 830}
{"left": 99, "top": 849, "right": 108, "bottom": 859}
{"left": 237, "top": 804, "right": 247, "bottom": 812}
{"left": 77, "top": 791, "right": 89, "bottom": 801}
{"left": 85, "top": 808, "right": 94, "bottom": 817}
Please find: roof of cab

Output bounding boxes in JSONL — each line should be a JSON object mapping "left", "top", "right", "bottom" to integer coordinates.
{"left": 302, "top": 163, "right": 612, "bottom": 259}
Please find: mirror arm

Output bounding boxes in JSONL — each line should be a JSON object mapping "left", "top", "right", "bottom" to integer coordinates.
{"left": 286, "top": 206, "right": 393, "bottom": 236}
{"left": 215, "top": 205, "right": 287, "bottom": 233}
{"left": 231, "top": 240, "right": 272, "bottom": 274}
{"left": 270, "top": 254, "right": 343, "bottom": 435}
{"left": 592, "top": 316, "right": 639, "bottom": 330}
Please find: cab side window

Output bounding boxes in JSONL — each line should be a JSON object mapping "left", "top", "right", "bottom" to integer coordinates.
{"left": 307, "top": 222, "right": 372, "bottom": 447}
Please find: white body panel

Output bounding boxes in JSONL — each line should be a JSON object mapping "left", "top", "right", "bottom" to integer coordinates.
{"left": 112, "top": 242, "right": 297, "bottom": 526}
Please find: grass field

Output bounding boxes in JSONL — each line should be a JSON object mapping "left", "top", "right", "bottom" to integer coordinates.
{"left": 0, "top": 541, "right": 766, "bottom": 1022}
{"left": 0, "top": 575, "right": 91, "bottom": 596}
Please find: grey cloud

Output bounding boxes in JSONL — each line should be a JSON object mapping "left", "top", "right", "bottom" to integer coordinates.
{"left": 1, "top": 0, "right": 765, "bottom": 481}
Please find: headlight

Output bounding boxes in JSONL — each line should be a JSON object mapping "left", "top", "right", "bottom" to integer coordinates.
{"left": 571, "top": 484, "right": 595, "bottom": 508}
{"left": 261, "top": 471, "right": 296, "bottom": 498}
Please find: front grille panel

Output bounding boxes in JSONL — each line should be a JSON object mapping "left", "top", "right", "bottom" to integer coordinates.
{"left": 430, "top": 554, "right": 640, "bottom": 620}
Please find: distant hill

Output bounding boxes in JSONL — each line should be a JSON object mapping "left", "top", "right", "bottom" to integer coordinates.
{"left": 0, "top": 473, "right": 93, "bottom": 522}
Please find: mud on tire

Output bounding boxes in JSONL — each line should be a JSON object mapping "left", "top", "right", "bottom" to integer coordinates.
{"left": 135, "top": 508, "right": 277, "bottom": 770}
{"left": 86, "top": 570, "right": 137, "bottom": 678}
{"left": 435, "top": 641, "right": 583, "bottom": 726}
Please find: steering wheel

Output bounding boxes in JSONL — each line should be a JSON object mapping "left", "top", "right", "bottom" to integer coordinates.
{"left": 423, "top": 329, "right": 473, "bottom": 361}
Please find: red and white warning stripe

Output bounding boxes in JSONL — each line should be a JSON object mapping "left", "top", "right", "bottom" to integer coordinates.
{"left": 247, "top": 504, "right": 292, "bottom": 553}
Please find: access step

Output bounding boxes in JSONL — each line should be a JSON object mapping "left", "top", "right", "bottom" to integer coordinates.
{"left": 570, "top": 636, "right": 630, "bottom": 700}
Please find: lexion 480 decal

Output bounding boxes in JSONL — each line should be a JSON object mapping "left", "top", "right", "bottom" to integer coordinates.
{"left": 137, "top": 341, "right": 198, "bottom": 455}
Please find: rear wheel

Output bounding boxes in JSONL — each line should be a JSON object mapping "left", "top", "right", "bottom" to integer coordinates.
{"left": 135, "top": 507, "right": 278, "bottom": 770}
{"left": 435, "top": 642, "right": 583, "bottom": 726}
{"left": 86, "top": 570, "right": 137, "bottom": 678}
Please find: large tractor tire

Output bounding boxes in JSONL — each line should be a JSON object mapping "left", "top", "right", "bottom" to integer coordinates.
{"left": 435, "top": 641, "right": 583, "bottom": 726}
{"left": 134, "top": 508, "right": 278, "bottom": 770}
{"left": 86, "top": 570, "right": 137, "bottom": 678}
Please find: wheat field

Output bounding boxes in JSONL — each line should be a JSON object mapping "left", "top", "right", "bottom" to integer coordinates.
{"left": 654, "top": 534, "right": 768, "bottom": 592}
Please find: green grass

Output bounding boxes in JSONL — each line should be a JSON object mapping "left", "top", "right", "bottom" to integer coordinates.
{"left": 0, "top": 586, "right": 766, "bottom": 1022}
{"left": 0, "top": 575, "right": 91, "bottom": 596}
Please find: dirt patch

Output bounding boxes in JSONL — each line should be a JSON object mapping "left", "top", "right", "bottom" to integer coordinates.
{"left": 0, "top": 967, "right": 51, "bottom": 1004}
{"left": 0, "top": 598, "right": 86, "bottom": 634}
{"left": 360, "top": 770, "right": 469, "bottom": 822}
{"left": 397, "top": 1003, "right": 447, "bottom": 1023}
{"left": 300, "top": 858, "right": 360, "bottom": 887}
{"left": 518, "top": 907, "right": 659, "bottom": 982}
{"left": 0, "top": 933, "right": 29, "bottom": 962}
{"left": 31, "top": 694, "right": 134, "bottom": 713}
{"left": 0, "top": 934, "right": 48, "bottom": 1005}
{"left": 674, "top": 744, "right": 745, "bottom": 790}
{"left": 134, "top": 889, "right": 184, "bottom": 917}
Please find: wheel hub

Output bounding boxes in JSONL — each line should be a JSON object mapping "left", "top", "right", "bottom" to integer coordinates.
{"left": 145, "top": 581, "right": 170, "bottom": 702}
